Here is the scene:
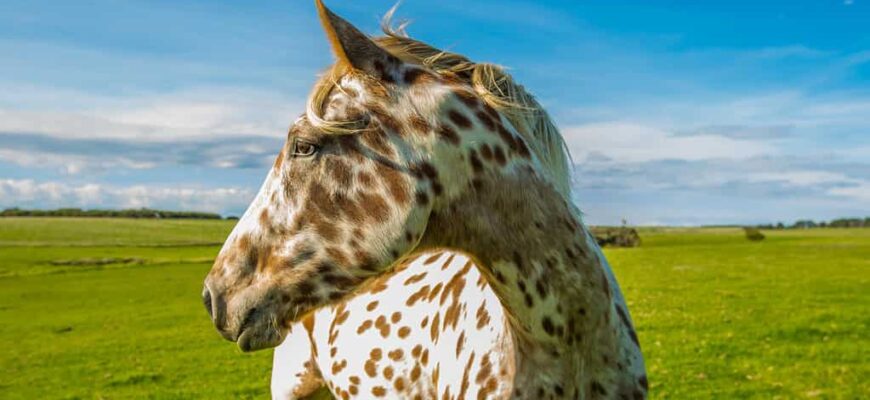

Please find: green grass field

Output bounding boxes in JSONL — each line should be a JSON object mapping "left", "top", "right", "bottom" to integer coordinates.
{"left": 0, "top": 218, "right": 867, "bottom": 399}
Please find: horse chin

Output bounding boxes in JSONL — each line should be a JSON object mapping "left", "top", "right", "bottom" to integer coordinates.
{"left": 236, "top": 318, "right": 285, "bottom": 352}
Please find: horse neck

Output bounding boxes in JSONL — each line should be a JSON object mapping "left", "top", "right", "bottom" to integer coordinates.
{"left": 418, "top": 166, "right": 623, "bottom": 385}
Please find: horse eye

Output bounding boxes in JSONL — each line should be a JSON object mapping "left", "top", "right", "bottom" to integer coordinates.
{"left": 292, "top": 139, "right": 318, "bottom": 157}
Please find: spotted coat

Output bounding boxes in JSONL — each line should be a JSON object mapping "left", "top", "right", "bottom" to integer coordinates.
{"left": 204, "top": 1, "right": 647, "bottom": 399}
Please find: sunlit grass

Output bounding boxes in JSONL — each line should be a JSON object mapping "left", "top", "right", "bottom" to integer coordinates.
{"left": 0, "top": 219, "right": 866, "bottom": 398}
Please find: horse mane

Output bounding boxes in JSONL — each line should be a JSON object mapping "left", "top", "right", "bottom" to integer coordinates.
{"left": 306, "top": 12, "right": 574, "bottom": 198}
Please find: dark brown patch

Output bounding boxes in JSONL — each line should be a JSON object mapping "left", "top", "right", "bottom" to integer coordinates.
{"left": 357, "top": 319, "right": 373, "bottom": 334}
{"left": 542, "top": 316, "right": 555, "bottom": 335}
{"left": 398, "top": 326, "right": 411, "bottom": 338}
{"left": 454, "top": 90, "right": 479, "bottom": 108}
{"left": 476, "top": 110, "right": 496, "bottom": 131}
{"left": 330, "top": 159, "right": 353, "bottom": 187}
{"left": 493, "top": 146, "right": 507, "bottom": 165}
{"left": 369, "top": 104, "right": 402, "bottom": 135}
{"left": 415, "top": 190, "right": 430, "bottom": 205}
{"left": 436, "top": 125, "right": 460, "bottom": 145}
{"left": 469, "top": 149, "right": 484, "bottom": 173}
{"left": 403, "top": 68, "right": 427, "bottom": 85}
{"left": 448, "top": 109, "right": 472, "bottom": 129}
{"left": 357, "top": 191, "right": 389, "bottom": 222}
{"left": 480, "top": 144, "right": 493, "bottom": 161}
{"left": 375, "top": 162, "right": 410, "bottom": 206}
{"left": 409, "top": 114, "right": 431, "bottom": 134}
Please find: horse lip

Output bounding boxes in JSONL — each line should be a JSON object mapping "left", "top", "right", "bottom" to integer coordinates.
{"left": 217, "top": 326, "right": 238, "bottom": 342}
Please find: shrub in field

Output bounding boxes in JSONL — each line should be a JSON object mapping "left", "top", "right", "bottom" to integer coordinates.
{"left": 743, "top": 227, "right": 765, "bottom": 241}
{"left": 591, "top": 226, "right": 642, "bottom": 247}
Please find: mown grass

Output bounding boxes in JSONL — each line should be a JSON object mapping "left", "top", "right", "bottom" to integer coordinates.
{"left": 0, "top": 218, "right": 867, "bottom": 399}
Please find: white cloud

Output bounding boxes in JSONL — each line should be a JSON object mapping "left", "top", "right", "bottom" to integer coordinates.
{"left": 745, "top": 171, "right": 859, "bottom": 187}
{"left": 828, "top": 182, "right": 870, "bottom": 201}
{"left": 562, "top": 122, "right": 774, "bottom": 163}
{"left": 0, "top": 179, "right": 255, "bottom": 214}
{"left": 0, "top": 84, "right": 303, "bottom": 141}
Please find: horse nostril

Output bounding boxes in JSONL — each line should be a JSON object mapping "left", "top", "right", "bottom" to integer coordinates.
{"left": 202, "top": 287, "right": 214, "bottom": 320}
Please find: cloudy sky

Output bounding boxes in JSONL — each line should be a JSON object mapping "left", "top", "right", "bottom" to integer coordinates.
{"left": 1, "top": 0, "right": 868, "bottom": 225}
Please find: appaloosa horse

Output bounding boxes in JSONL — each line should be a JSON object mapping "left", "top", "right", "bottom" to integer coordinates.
{"left": 203, "top": 1, "right": 647, "bottom": 398}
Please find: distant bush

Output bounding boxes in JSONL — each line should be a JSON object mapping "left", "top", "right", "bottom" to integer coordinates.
{"left": 591, "top": 226, "right": 642, "bottom": 248}
{"left": 743, "top": 227, "right": 765, "bottom": 241}
{"left": 0, "top": 207, "right": 222, "bottom": 220}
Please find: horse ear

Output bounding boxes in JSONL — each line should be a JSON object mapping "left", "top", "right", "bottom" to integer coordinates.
{"left": 315, "top": 0, "right": 401, "bottom": 81}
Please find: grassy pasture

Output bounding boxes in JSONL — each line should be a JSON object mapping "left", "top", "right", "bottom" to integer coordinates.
{"left": 0, "top": 218, "right": 867, "bottom": 399}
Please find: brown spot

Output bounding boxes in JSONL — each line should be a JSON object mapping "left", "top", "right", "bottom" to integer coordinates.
{"left": 375, "top": 162, "right": 410, "bottom": 206}
{"left": 436, "top": 125, "right": 460, "bottom": 145}
{"left": 366, "top": 301, "right": 379, "bottom": 311}
{"left": 258, "top": 208, "right": 270, "bottom": 227}
{"left": 448, "top": 109, "right": 472, "bottom": 129}
{"left": 388, "top": 349, "right": 404, "bottom": 361}
{"left": 427, "top": 283, "right": 444, "bottom": 301}
{"left": 330, "top": 159, "right": 353, "bottom": 187}
{"left": 349, "top": 376, "right": 360, "bottom": 385}
{"left": 430, "top": 312, "right": 441, "bottom": 342}
{"left": 398, "top": 326, "right": 411, "bottom": 339}
{"left": 394, "top": 377, "right": 406, "bottom": 391}
{"left": 412, "top": 344, "right": 423, "bottom": 358}
{"left": 415, "top": 190, "right": 429, "bottom": 205}
{"left": 371, "top": 386, "right": 387, "bottom": 397}
{"left": 372, "top": 107, "right": 404, "bottom": 136}
{"left": 476, "top": 303, "right": 491, "bottom": 330}
{"left": 493, "top": 146, "right": 507, "bottom": 165}
{"left": 480, "top": 144, "right": 493, "bottom": 161}
{"left": 482, "top": 103, "right": 499, "bottom": 120}
{"left": 331, "top": 359, "right": 347, "bottom": 374}
{"left": 403, "top": 68, "right": 431, "bottom": 85}
{"left": 476, "top": 110, "right": 496, "bottom": 131}
{"left": 358, "top": 170, "right": 374, "bottom": 187}
{"left": 391, "top": 312, "right": 402, "bottom": 324}
{"left": 404, "top": 272, "right": 428, "bottom": 285}
{"left": 458, "top": 352, "right": 476, "bottom": 399}
{"left": 357, "top": 191, "right": 389, "bottom": 222}
{"left": 454, "top": 90, "right": 479, "bottom": 108}
{"left": 410, "top": 363, "right": 422, "bottom": 382}
{"left": 542, "top": 316, "right": 555, "bottom": 335}
{"left": 375, "top": 315, "right": 391, "bottom": 337}
{"left": 383, "top": 365, "right": 394, "bottom": 380}
{"left": 405, "top": 284, "right": 431, "bottom": 307}
{"left": 409, "top": 114, "right": 431, "bottom": 134}
{"left": 455, "top": 331, "right": 466, "bottom": 357}
{"left": 424, "top": 253, "right": 443, "bottom": 264}
{"left": 469, "top": 149, "right": 484, "bottom": 173}
{"left": 357, "top": 319, "right": 373, "bottom": 334}
{"left": 364, "top": 360, "right": 378, "bottom": 377}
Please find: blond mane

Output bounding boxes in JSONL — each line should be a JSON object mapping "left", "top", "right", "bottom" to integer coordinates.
{"left": 305, "top": 15, "right": 574, "bottom": 198}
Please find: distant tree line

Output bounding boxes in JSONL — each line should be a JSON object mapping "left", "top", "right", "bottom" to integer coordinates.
{"left": 0, "top": 207, "right": 225, "bottom": 220}
{"left": 755, "top": 217, "right": 869, "bottom": 229}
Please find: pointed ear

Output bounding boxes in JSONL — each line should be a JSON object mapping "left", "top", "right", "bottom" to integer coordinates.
{"left": 315, "top": 0, "right": 401, "bottom": 82}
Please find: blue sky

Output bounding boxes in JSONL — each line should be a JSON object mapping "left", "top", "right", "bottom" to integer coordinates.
{"left": 1, "top": 0, "right": 867, "bottom": 225}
